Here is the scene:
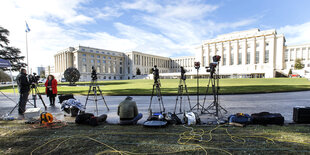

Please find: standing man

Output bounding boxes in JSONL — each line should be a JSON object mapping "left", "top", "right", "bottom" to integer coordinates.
{"left": 117, "top": 96, "right": 143, "bottom": 125}
{"left": 16, "top": 68, "right": 31, "bottom": 115}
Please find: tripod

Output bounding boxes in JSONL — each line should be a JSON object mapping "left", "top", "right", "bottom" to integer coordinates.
{"left": 8, "top": 84, "right": 47, "bottom": 115}
{"left": 202, "top": 65, "right": 227, "bottom": 117}
{"left": 174, "top": 76, "right": 191, "bottom": 114}
{"left": 149, "top": 79, "right": 165, "bottom": 113}
{"left": 190, "top": 63, "right": 208, "bottom": 113}
{"left": 84, "top": 79, "right": 109, "bottom": 116}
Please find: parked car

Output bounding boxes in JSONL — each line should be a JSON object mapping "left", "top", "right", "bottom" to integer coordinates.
{"left": 38, "top": 78, "right": 46, "bottom": 83}
{"left": 289, "top": 74, "right": 301, "bottom": 78}
{"left": 61, "top": 78, "right": 66, "bottom": 82}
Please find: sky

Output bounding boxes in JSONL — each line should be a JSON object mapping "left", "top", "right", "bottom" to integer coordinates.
{"left": 1, "top": 0, "right": 310, "bottom": 71}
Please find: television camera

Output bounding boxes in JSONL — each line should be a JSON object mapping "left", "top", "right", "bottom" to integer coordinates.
{"left": 205, "top": 55, "right": 221, "bottom": 77}
{"left": 180, "top": 66, "right": 186, "bottom": 80}
{"left": 28, "top": 73, "right": 40, "bottom": 88}
{"left": 152, "top": 65, "right": 159, "bottom": 83}
{"left": 91, "top": 66, "right": 97, "bottom": 81}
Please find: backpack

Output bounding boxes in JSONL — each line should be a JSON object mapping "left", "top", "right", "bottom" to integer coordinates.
{"left": 75, "top": 113, "right": 98, "bottom": 126}
{"left": 228, "top": 113, "right": 252, "bottom": 125}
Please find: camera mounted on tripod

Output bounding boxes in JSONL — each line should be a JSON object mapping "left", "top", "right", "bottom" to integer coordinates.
{"left": 194, "top": 61, "right": 200, "bottom": 69}
{"left": 180, "top": 66, "right": 186, "bottom": 80}
{"left": 91, "top": 66, "right": 97, "bottom": 81}
{"left": 28, "top": 73, "right": 40, "bottom": 88}
{"left": 152, "top": 65, "right": 159, "bottom": 83}
{"left": 205, "top": 55, "right": 221, "bottom": 76}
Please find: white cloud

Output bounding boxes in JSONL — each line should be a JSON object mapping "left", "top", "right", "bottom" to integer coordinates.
{"left": 278, "top": 22, "right": 310, "bottom": 45}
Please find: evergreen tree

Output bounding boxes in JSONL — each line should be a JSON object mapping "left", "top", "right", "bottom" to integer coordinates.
{"left": 136, "top": 68, "right": 141, "bottom": 75}
{"left": 0, "top": 69, "right": 10, "bottom": 82}
{"left": 0, "top": 26, "right": 27, "bottom": 71}
{"left": 294, "top": 58, "right": 304, "bottom": 70}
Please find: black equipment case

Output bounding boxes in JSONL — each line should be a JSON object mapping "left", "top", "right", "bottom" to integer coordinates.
{"left": 251, "top": 112, "right": 284, "bottom": 125}
{"left": 293, "top": 106, "right": 310, "bottom": 123}
{"left": 58, "top": 94, "right": 75, "bottom": 103}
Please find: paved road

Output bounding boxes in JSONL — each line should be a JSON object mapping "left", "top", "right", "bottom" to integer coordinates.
{"left": 0, "top": 91, "right": 309, "bottom": 124}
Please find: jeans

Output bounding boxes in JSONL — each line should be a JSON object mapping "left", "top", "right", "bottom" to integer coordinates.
{"left": 18, "top": 92, "right": 29, "bottom": 114}
{"left": 120, "top": 113, "right": 143, "bottom": 125}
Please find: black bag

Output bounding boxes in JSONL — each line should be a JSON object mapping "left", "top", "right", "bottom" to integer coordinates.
{"left": 75, "top": 113, "right": 98, "bottom": 126}
{"left": 251, "top": 112, "right": 284, "bottom": 125}
{"left": 293, "top": 106, "right": 310, "bottom": 123}
{"left": 166, "top": 113, "right": 182, "bottom": 125}
{"left": 58, "top": 94, "right": 75, "bottom": 103}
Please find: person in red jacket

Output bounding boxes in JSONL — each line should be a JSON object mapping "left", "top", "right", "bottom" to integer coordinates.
{"left": 45, "top": 75, "right": 57, "bottom": 106}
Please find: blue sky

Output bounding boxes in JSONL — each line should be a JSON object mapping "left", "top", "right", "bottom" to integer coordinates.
{"left": 1, "top": 0, "right": 310, "bottom": 69}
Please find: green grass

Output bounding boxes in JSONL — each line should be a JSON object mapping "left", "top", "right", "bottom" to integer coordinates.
{"left": 1, "top": 78, "right": 310, "bottom": 95}
{"left": 0, "top": 121, "right": 310, "bottom": 154}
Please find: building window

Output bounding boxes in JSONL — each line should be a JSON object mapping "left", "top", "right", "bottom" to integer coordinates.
{"left": 103, "top": 56, "right": 106, "bottom": 59}
{"left": 91, "top": 59, "right": 94, "bottom": 63}
{"left": 107, "top": 52, "right": 110, "bottom": 55}
{"left": 265, "top": 50, "right": 269, "bottom": 63}
{"left": 302, "top": 48, "right": 307, "bottom": 60}
{"left": 246, "top": 52, "right": 250, "bottom": 64}
{"left": 120, "top": 67, "right": 123, "bottom": 74}
{"left": 255, "top": 51, "right": 259, "bottom": 64}
{"left": 97, "top": 56, "right": 100, "bottom": 58}
{"left": 120, "top": 62, "right": 122, "bottom": 65}
{"left": 82, "top": 54, "right": 86, "bottom": 56}
{"left": 103, "top": 60, "right": 106, "bottom": 63}
{"left": 285, "top": 50, "right": 288, "bottom": 62}
{"left": 290, "top": 49, "right": 294, "bottom": 61}
{"left": 102, "top": 52, "right": 105, "bottom": 54}
{"left": 102, "top": 66, "right": 106, "bottom": 73}
{"left": 90, "top": 50, "right": 93, "bottom": 52}
{"left": 256, "top": 42, "right": 259, "bottom": 48}
{"left": 230, "top": 50, "right": 234, "bottom": 65}
{"left": 91, "top": 55, "right": 94, "bottom": 58}
{"left": 82, "top": 49, "right": 85, "bottom": 51}
{"left": 108, "top": 57, "right": 111, "bottom": 59}
{"left": 266, "top": 42, "right": 269, "bottom": 46}
{"left": 238, "top": 51, "right": 242, "bottom": 65}
{"left": 223, "top": 54, "right": 226, "bottom": 66}
{"left": 97, "top": 60, "right": 100, "bottom": 63}
{"left": 128, "top": 67, "right": 130, "bottom": 74}
{"left": 96, "top": 51, "right": 99, "bottom": 53}
{"left": 82, "top": 64, "right": 87, "bottom": 72}
{"left": 82, "top": 58, "right": 86, "bottom": 62}
{"left": 97, "top": 66, "right": 100, "bottom": 73}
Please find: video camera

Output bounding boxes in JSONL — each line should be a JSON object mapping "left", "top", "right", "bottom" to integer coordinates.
{"left": 91, "top": 66, "right": 97, "bottom": 81}
{"left": 152, "top": 65, "right": 159, "bottom": 83}
{"left": 205, "top": 55, "right": 221, "bottom": 77}
{"left": 194, "top": 61, "right": 200, "bottom": 69}
{"left": 180, "top": 66, "right": 186, "bottom": 80}
{"left": 28, "top": 73, "right": 40, "bottom": 84}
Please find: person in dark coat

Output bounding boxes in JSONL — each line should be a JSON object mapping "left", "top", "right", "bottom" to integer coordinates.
{"left": 16, "top": 69, "right": 31, "bottom": 114}
{"left": 45, "top": 75, "right": 58, "bottom": 106}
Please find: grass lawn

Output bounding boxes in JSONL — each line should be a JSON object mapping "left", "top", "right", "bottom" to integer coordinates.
{"left": 1, "top": 78, "right": 310, "bottom": 95}
{"left": 0, "top": 121, "right": 309, "bottom": 154}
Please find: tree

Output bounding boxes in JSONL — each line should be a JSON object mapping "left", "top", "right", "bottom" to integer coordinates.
{"left": 0, "top": 26, "right": 27, "bottom": 71}
{"left": 294, "top": 58, "right": 304, "bottom": 70}
{"left": 288, "top": 69, "right": 292, "bottom": 75}
{"left": 136, "top": 68, "right": 141, "bottom": 75}
{"left": 64, "top": 67, "right": 80, "bottom": 86}
{"left": 0, "top": 69, "right": 10, "bottom": 82}
{"left": 149, "top": 68, "right": 153, "bottom": 74}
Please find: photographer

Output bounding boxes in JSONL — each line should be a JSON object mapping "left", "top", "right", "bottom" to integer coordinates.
{"left": 16, "top": 69, "right": 31, "bottom": 115}
{"left": 181, "top": 66, "right": 186, "bottom": 80}
{"left": 45, "top": 75, "right": 57, "bottom": 106}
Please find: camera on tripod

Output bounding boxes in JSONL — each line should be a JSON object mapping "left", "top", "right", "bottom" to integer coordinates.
{"left": 28, "top": 73, "right": 40, "bottom": 88}
{"left": 152, "top": 65, "right": 159, "bottom": 83}
{"left": 91, "top": 66, "right": 97, "bottom": 81}
{"left": 205, "top": 55, "right": 221, "bottom": 73}
{"left": 180, "top": 66, "right": 186, "bottom": 80}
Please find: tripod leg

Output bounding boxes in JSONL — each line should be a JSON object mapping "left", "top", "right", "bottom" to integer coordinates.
{"left": 156, "top": 85, "right": 162, "bottom": 112}
{"left": 202, "top": 77, "right": 212, "bottom": 109}
{"left": 94, "top": 87, "right": 98, "bottom": 116}
{"left": 174, "top": 85, "right": 181, "bottom": 114}
{"left": 157, "top": 85, "right": 165, "bottom": 112}
{"left": 149, "top": 84, "right": 155, "bottom": 111}
{"left": 183, "top": 80, "right": 192, "bottom": 111}
{"left": 98, "top": 86, "right": 109, "bottom": 111}
{"left": 84, "top": 85, "right": 92, "bottom": 108}
{"left": 35, "top": 87, "right": 47, "bottom": 110}
{"left": 179, "top": 85, "right": 183, "bottom": 113}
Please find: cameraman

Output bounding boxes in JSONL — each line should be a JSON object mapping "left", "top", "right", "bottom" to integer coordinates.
{"left": 153, "top": 65, "right": 159, "bottom": 83}
{"left": 16, "top": 69, "right": 31, "bottom": 115}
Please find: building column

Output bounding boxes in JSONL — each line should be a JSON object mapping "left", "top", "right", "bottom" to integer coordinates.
{"left": 242, "top": 40, "right": 246, "bottom": 65}
{"left": 228, "top": 42, "right": 231, "bottom": 66}
{"left": 251, "top": 38, "right": 255, "bottom": 65}
{"left": 234, "top": 41, "right": 238, "bottom": 66}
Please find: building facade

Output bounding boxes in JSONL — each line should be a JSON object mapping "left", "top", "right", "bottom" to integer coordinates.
{"left": 54, "top": 28, "right": 310, "bottom": 81}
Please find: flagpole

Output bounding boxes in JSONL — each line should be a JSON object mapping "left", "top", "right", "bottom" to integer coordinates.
{"left": 26, "top": 31, "right": 29, "bottom": 74}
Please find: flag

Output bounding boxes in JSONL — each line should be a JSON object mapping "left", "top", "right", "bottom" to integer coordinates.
{"left": 25, "top": 21, "right": 30, "bottom": 32}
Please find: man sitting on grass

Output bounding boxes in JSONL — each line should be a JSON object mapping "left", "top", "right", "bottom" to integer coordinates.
{"left": 117, "top": 96, "right": 142, "bottom": 125}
